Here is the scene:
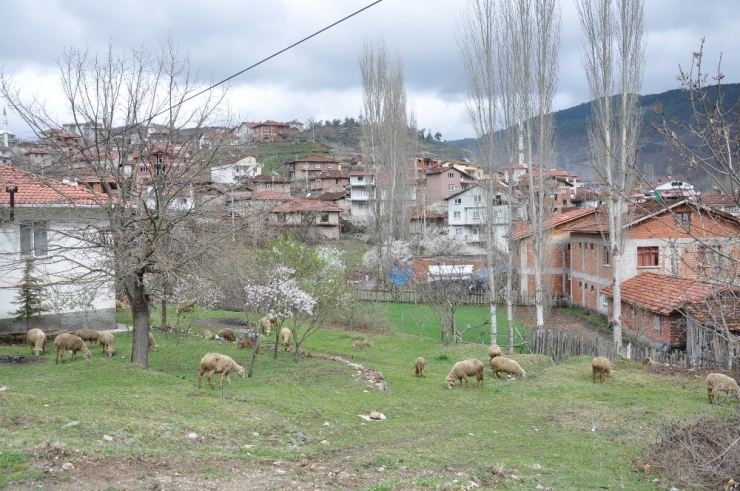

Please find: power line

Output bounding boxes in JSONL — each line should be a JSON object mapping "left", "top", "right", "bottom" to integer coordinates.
{"left": 155, "top": 0, "right": 384, "bottom": 121}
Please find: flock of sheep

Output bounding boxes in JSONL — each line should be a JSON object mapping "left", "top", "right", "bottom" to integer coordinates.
{"left": 424, "top": 344, "right": 740, "bottom": 405}
{"left": 21, "top": 323, "right": 740, "bottom": 403}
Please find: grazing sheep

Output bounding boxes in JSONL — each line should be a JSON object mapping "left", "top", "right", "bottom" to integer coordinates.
{"left": 98, "top": 332, "right": 115, "bottom": 357}
{"left": 414, "top": 356, "right": 426, "bottom": 377}
{"left": 74, "top": 328, "right": 100, "bottom": 345}
{"left": 218, "top": 328, "right": 236, "bottom": 342}
{"left": 202, "top": 329, "right": 215, "bottom": 340}
{"left": 706, "top": 373, "right": 740, "bottom": 404}
{"left": 445, "top": 359, "right": 485, "bottom": 389}
{"left": 280, "top": 327, "right": 292, "bottom": 349}
{"left": 26, "top": 328, "right": 47, "bottom": 356}
{"left": 197, "top": 352, "right": 245, "bottom": 389}
{"left": 259, "top": 314, "right": 277, "bottom": 335}
{"left": 591, "top": 356, "right": 612, "bottom": 383}
{"left": 490, "top": 356, "right": 527, "bottom": 379}
{"left": 177, "top": 299, "right": 196, "bottom": 313}
{"left": 488, "top": 344, "right": 503, "bottom": 360}
{"left": 54, "top": 333, "right": 91, "bottom": 364}
{"left": 148, "top": 332, "right": 159, "bottom": 351}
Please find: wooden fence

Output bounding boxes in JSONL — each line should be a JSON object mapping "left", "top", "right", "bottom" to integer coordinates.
{"left": 355, "top": 288, "right": 568, "bottom": 306}
{"left": 529, "top": 328, "right": 738, "bottom": 369}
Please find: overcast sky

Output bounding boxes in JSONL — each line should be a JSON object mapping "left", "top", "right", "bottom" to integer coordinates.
{"left": 3, "top": 0, "right": 739, "bottom": 141}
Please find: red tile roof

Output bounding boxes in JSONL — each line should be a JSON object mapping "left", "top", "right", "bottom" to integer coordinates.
{"left": 251, "top": 190, "right": 295, "bottom": 201}
{"left": 601, "top": 273, "right": 723, "bottom": 316}
{"left": 0, "top": 164, "right": 104, "bottom": 206}
{"left": 512, "top": 208, "right": 597, "bottom": 240}
{"left": 273, "top": 199, "right": 343, "bottom": 213}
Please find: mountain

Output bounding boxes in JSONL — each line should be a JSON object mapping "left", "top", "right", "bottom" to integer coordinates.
{"left": 448, "top": 83, "right": 740, "bottom": 191}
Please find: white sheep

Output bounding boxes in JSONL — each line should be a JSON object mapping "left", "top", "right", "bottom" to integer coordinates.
{"left": 218, "top": 328, "right": 236, "bottom": 342}
{"left": 280, "top": 327, "right": 291, "bottom": 350}
{"left": 490, "top": 356, "right": 527, "bottom": 379}
{"left": 414, "top": 356, "right": 426, "bottom": 377}
{"left": 26, "top": 328, "right": 47, "bottom": 356}
{"left": 74, "top": 328, "right": 100, "bottom": 345}
{"left": 148, "top": 332, "right": 159, "bottom": 351}
{"left": 706, "top": 372, "right": 740, "bottom": 404}
{"left": 177, "top": 299, "right": 196, "bottom": 313}
{"left": 54, "top": 333, "right": 91, "bottom": 364}
{"left": 488, "top": 344, "right": 503, "bottom": 360}
{"left": 259, "top": 314, "right": 277, "bottom": 335}
{"left": 202, "top": 329, "right": 215, "bottom": 340}
{"left": 445, "top": 359, "right": 485, "bottom": 389}
{"left": 197, "top": 352, "right": 245, "bottom": 389}
{"left": 98, "top": 331, "right": 115, "bottom": 357}
{"left": 592, "top": 356, "right": 612, "bottom": 383}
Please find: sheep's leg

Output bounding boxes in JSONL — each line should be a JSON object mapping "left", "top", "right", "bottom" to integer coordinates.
{"left": 207, "top": 370, "right": 216, "bottom": 389}
{"left": 197, "top": 369, "right": 205, "bottom": 389}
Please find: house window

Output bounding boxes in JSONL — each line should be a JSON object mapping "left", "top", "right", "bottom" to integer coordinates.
{"left": 20, "top": 221, "right": 48, "bottom": 257}
{"left": 357, "top": 202, "right": 365, "bottom": 210}
{"left": 140, "top": 165, "right": 148, "bottom": 172}
{"left": 448, "top": 184, "right": 456, "bottom": 191}
{"left": 265, "top": 183, "right": 272, "bottom": 189}
{"left": 472, "top": 227, "right": 480, "bottom": 235}
{"left": 357, "top": 176, "right": 364, "bottom": 182}
{"left": 474, "top": 194, "right": 482, "bottom": 203}
{"left": 637, "top": 246, "right": 659, "bottom": 267}
{"left": 653, "top": 314, "right": 661, "bottom": 332}
{"left": 600, "top": 294, "right": 608, "bottom": 306}
{"left": 448, "top": 172, "right": 454, "bottom": 178}
{"left": 327, "top": 163, "right": 333, "bottom": 169}
{"left": 675, "top": 212, "right": 690, "bottom": 228}
{"left": 454, "top": 198, "right": 462, "bottom": 205}
{"left": 455, "top": 228, "right": 463, "bottom": 236}
{"left": 494, "top": 210, "right": 503, "bottom": 219}
{"left": 320, "top": 214, "right": 329, "bottom": 223}
{"left": 472, "top": 211, "right": 480, "bottom": 219}
{"left": 314, "top": 163, "right": 321, "bottom": 169}
{"left": 603, "top": 246, "right": 610, "bottom": 266}
{"left": 453, "top": 211, "right": 461, "bottom": 219}
{"left": 156, "top": 154, "right": 164, "bottom": 164}
{"left": 361, "top": 189, "right": 368, "bottom": 196}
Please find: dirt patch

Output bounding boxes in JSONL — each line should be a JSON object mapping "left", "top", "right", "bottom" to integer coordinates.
{"left": 0, "top": 355, "right": 45, "bottom": 366}
{"left": 5, "top": 452, "right": 513, "bottom": 491}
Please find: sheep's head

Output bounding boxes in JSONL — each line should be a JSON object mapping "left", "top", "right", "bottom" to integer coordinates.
{"left": 83, "top": 349, "right": 91, "bottom": 360}
{"left": 236, "top": 365, "right": 246, "bottom": 379}
{"left": 445, "top": 376, "right": 456, "bottom": 390}
{"left": 32, "top": 346, "right": 43, "bottom": 356}
{"left": 520, "top": 369, "right": 528, "bottom": 379}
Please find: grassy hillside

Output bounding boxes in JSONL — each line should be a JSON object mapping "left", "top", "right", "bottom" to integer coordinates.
{"left": 0, "top": 304, "right": 727, "bottom": 490}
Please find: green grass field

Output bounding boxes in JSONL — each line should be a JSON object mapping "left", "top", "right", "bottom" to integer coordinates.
{"left": 0, "top": 304, "right": 728, "bottom": 489}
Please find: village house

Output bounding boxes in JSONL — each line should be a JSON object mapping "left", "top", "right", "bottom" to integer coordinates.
{"left": 310, "top": 191, "right": 350, "bottom": 217}
{"left": 0, "top": 164, "right": 115, "bottom": 334}
{"left": 285, "top": 155, "right": 340, "bottom": 181}
{"left": 210, "top": 155, "right": 262, "bottom": 185}
{"left": 348, "top": 169, "right": 374, "bottom": 220}
{"left": 420, "top": 165, "right": 477, "bottom": 203}
{"left": 247, "top": 173, "right": 291, "bottom": 194}
{"left": 308, "top": 169, "right": 350, "bottom": 194}
{"left": 234, "top": 120, "right": 301, "bottom": 142}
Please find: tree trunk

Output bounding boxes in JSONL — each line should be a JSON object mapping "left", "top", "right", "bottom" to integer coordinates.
{"left": 126, "top": 272, "right": 151, "bottom": 368}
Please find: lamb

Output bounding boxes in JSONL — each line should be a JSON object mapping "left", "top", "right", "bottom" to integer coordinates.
{"left": 98, "top": 331, "right": 115, "bottom": 357}
{"left": 197, "top": 352, "right": 245, "bottom": 389}
{"left": 259, "top": 314, "right": 277, "bottom": 335}
{"left": 202, "top": 329, "right": 215, "bottom": 340}
{"left": 280, "top": 327, "right": 292, "bottom": 349}
{"left": 488, "top": 344, "right": 503, "bottom": 360}
{"left": 74, "top": 328, "right": 100, "bottom": 345}
{"left": 26, "top": 328, "right": 47, "bottom": 356}
{"left": 706, "top": 372, "right": 740, "bottom": 404}
{"left": 591, "top": 356, "right": 612, "bottom": 383}
{"left": 218, "top": 328, "right": 236, "bottom": 342}
{"left": 54, "top": 333, "right": 91, "bottom": 364}
{"left": 148, "top": 332, "right": 159, "bottom": 351}
{"left": 490, "top": 356, "right": 527, "bottom": 379}
{"left": 445, "top": 359, "right": 485, "bottom": 389}
{"left": 414, "top": 356, "right": 426, "bottom": 377}
{"left": 177, "top": 299, "right": 196, "bottom": 313}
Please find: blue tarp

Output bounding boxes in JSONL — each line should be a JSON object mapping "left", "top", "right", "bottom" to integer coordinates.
{"left": 389, "top": 267, "right": 414, "bottom": 286}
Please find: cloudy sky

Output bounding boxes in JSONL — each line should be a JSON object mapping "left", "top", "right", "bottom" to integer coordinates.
{"left": 3, "top": 0, "right": 739, "bottom": 141}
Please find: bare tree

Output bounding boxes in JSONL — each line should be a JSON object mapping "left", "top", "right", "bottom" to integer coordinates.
{"left": 457, "top": 0, "right": 501, "bottom": 348}
{"left": 1, "top": 39, "right": 230, "bottom": 367}
{"left": 576, "top": 0, "right": 645, "bottom": 351}
{"left": 502, "top": 0, "right": 561, "bottom": 330}
{"left": 359, "top": 38, "right": 415, "bottom": 286}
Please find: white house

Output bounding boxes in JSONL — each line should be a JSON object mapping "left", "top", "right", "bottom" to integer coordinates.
{"left": 445, "top": 182, "right": 524, "bottom": 254}
{"left": 211, "top": 155, "right": 262, "bottom": 185}
{"left": 0, "top": 164, "right": 115, "bottom": 334}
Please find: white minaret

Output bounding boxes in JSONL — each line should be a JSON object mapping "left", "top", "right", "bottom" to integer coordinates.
{"left": 2, "top": 108, "right": 8, "bottom": 147}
